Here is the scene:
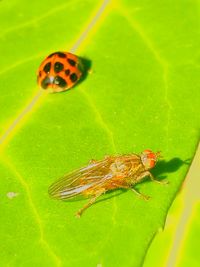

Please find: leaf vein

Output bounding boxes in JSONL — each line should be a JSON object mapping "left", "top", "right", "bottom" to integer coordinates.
{"left": 0, "top": 0, "right": 110, "bottom": 147}
{"left": 2, "top": 157, "right": 62, "bottom": 267}
{"left": 80, "top": 89, "right": 117, "bottom": 153}
{"left": 0, "top": 0, "right": 79, "bottom": 38}
{"left": 118, "top": 4, "right": 172, "bottom": 151}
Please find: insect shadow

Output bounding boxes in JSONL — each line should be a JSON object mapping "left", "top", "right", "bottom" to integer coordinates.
{"left": 87, "top": 157, "right": 190, "bottom": 206}
{"left": 151, "top": 157, "right": 191, "bottom": 180}
{"left": 77, "top": 56, "right": 92, "bottom": 86}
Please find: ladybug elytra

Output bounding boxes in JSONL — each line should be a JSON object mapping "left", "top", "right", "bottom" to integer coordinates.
{"left": 37, "top": 52, "right": 83, "bottom": 93}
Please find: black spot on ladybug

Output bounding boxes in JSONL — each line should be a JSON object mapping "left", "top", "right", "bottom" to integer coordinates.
{"left": 47, "top": 52, "right": 56, "bottom": 58}
{"left": 54, "top": 76, "right": 67, "bottom": 88}
{"left": 43, "top": 62, "right": 51, "bottom": 73}
{"left": 57, "top": 52, "right": 67, "bottom": 58}
{"left": 39, "top": 71, "right": 42, "bottom": 77}
{"left": 41, "top": 77, "right": 51, "bottom": 89}
{"left": 65, "top": 69, "right": 70, "bottom": 76}
{"left": 47, "top": 52, "right": 66, "bottom": 58}
{"left": 54, "top": 62, "right": 64, "bottom": 73}
{"left": 70, "top": 73, "right": 78, "bottom": 82}
{"left": 67, "top": 58, "right": 76, "bottom": 66}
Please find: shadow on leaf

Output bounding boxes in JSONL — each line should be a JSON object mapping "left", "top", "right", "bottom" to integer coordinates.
{"left": 77, "top": 56, "right": 92, "bottom": 86}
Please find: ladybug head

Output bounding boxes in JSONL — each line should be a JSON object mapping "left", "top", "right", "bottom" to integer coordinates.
{"left": 141, "top": 149, "right": 161, "bottom": 170}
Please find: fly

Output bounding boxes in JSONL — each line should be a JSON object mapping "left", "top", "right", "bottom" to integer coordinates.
{"left": 48, "top": 149, "right": 167, "bottom": 217}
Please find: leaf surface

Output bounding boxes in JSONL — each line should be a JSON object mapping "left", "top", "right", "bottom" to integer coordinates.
{"left": 0, "top": 0, "right": 199, "bottom": 266}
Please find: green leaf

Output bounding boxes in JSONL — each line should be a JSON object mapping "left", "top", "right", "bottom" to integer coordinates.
{"left": 0, "top": 0, "right": 199, "bottom": 267}
{"left": 144, "top": 143, "right": 200, "bottom": 267}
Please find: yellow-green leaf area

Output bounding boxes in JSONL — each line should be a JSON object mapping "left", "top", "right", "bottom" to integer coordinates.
{"left": 0, "top": 0, "right": 199, "bottom": 267}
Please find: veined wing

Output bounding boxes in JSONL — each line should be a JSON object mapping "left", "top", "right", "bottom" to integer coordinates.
{"left": 48, "top": 158, "right": 115, "bottom": 200}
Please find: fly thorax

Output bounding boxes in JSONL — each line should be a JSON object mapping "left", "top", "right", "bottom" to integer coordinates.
{"left": 110, "top": 160, "right": 127, "bottom": 175}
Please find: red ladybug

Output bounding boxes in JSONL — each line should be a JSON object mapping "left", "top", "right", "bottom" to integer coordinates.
{"left": 37, "top": 52, "right": 83, "bottom": 93}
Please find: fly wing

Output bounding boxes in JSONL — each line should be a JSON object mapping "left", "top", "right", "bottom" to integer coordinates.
{"left": 48, "top": 158, "right": 115, "bottom": 200}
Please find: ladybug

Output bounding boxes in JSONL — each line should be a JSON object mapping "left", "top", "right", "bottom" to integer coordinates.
{"left": 37, "top": 52, "right": 84, "bottom": 93}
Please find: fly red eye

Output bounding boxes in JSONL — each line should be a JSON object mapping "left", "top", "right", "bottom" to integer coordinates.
{"left": 148, "top": 156, "right": 156, "bottom": 168}
{"left": 141, "top": 150, "right": 157, "bottom": 169}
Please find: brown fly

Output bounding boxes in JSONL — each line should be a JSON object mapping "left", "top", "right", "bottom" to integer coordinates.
{"left": 48, "top": 149, "right": 167, "bottom": 217}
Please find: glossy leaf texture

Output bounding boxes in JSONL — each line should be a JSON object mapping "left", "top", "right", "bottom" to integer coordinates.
{"left": 0, "top": 0, "right": 199, "bottom": 266}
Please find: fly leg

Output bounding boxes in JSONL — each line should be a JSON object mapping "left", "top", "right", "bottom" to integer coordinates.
{"left": 115, "top": 183, "right": 150, "bottom": 201}
{"left": 135, "top": 171, "right": 168, "bottom": 185}
{"left": 76, "top": 189, "right": 105, "bottom": 218}
{"left": 143, "top": 171, "right": 168, "bottom": 185}
{"left": 130, "top": 187, "right": 150, "bottom": 201}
